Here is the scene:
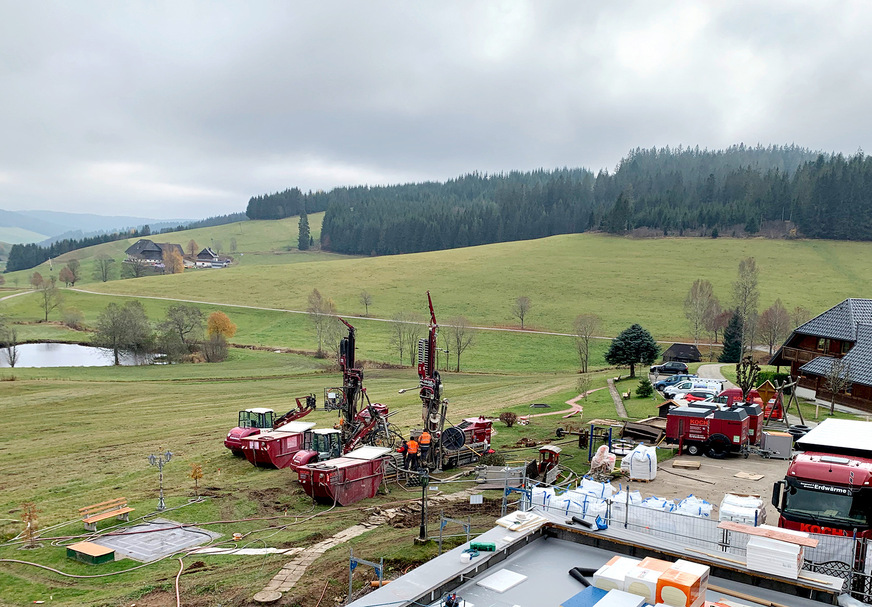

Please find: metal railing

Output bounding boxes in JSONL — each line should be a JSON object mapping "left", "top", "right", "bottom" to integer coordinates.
{"left": 527, "top": 480, "right": 872, "bottom": 602}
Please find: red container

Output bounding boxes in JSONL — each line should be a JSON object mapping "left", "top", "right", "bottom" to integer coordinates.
{"left": 240, "top": 421, "right": 316, "bottom": 468}
{"left": 297, "top": 446, "right": 391, "bottom": 506}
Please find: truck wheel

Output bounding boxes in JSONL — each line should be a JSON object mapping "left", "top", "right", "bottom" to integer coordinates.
{"left": 686, "top": 443, "right": 702, "bottom": 456}
{"left": 706, "top": 435, "right": 730, "bottom": 459}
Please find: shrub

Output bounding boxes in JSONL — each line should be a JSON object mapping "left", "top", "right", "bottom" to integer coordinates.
{"left": 62, "top": 307, "right": 85, "bottom": 330}
{"left": 636, "top": 378, "right": 654, "bottom": 398}
{"left": 498, "top": 412, "right": 518, "bottom": 428}
{"left": 202, "top": 334, "right": 229, "bottom": 363}
{"left": 479, "top": 451, "right": 506, "bottom": 466}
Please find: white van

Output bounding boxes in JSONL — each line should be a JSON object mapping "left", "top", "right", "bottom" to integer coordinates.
{"left": 663, "top": 378, "right": 724, "bottom": 398}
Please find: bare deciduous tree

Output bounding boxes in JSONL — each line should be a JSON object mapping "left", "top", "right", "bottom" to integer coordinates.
{"left": 573, "top": 313, "right": 601, "bottom": 373}
{"left": 390, "top": 311, "right": 422, "bottom": 366}
{"left": 511, "top": 296, "right": 532, "bottom": 329}
{"left": 684, "top": 279, "right": 717, "bottom": 347}
{"left": 732, "top": 257, "right": 759, "bottom": 355}
{"left": 122, "top": 258, "right": 150, "bottom": 279}
{"left": 790, "top": 306, "right": 812, "bottom": 329}
{"left": 359, "top": 290, "right": 373, "bottom": 316}
{"left": 94, "top": 253, "right": 116, "bottom": 282}
{"left": 824, "top": 358, "right": 851, "bottom": 415}
{"left": 736, "top": 355, "right": 761, "bottom": 401}
{"left": 307, "top": 289, "right": 337, "bottom": 357}
{"left": 759, "top": 299, "right": 791, "bottom": 355}
{"left": 447, "top": 316, "right": 475, "bottom": 372}
{"left": 37, "top": 278, "right": 61, "bottom": 321}
{"left": 2, "top": 326, "right": 20, "bottom": 368}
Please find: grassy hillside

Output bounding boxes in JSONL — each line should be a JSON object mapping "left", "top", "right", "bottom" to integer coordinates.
{"left": 0, "top": 354, "right": 597, "bottom": 606}
{"left": 78, "top": 232, "right": 872, "bottom": 339}
{"left": 1, "top": 213, "right": 333, "bottom": 287}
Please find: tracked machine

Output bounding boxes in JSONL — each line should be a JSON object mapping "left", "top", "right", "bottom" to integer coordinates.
{"left": 224, "top": 394, "right": 317, "bottom": 456}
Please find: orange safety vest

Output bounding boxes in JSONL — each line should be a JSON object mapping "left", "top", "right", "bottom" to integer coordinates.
{"left": 407, "top": 439, "right": 419, "bottom": 454}
{"left": 419, "top": 431, "right": 431, "bottom": 446}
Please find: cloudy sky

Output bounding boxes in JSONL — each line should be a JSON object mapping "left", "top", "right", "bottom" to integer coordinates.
{"left": 2, "top": 1, "right": 871, "bottom": 219}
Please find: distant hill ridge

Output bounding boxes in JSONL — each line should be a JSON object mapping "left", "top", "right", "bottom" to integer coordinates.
{"left": 247, "top": 144, "right": 871, "bottom": 256}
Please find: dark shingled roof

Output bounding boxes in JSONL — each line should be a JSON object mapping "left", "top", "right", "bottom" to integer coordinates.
{"left": 662, "top": 343, "right": 701, "bottom": 362}
{"left": 795, "top": 298, "right": 872, "bottom": 341}
{"left": 125, "top": 239, "right": 161, "bottom": 256}
{"left": 800, "top": 324, "right": 872, "bottom": 387}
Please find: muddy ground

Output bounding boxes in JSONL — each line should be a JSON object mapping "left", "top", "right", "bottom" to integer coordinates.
{"left": 621, "top": 452, "right": 789, "bottom": 511}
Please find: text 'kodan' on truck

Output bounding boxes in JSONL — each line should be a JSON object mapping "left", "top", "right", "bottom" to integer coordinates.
{"left": 772, "top": 418, "right": 872, "bottom": 538}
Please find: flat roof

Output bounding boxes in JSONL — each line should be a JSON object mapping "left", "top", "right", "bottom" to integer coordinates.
{"left": 797, "top": 418, "right": 872, "bottom": 457}
{"left": 349, "top": 517, "right": 840, "bottom": 607}
{"left": 345, "top": 446, "right": 392, "bottom": 461}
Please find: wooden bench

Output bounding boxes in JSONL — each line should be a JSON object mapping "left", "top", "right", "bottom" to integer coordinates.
{"left": 79, "top": 497, "right": 135, "bottom": 531}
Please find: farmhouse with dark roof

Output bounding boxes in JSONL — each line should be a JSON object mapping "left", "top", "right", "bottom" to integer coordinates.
{"left": 769, "top": 298, "right": 872, "bottom": 412}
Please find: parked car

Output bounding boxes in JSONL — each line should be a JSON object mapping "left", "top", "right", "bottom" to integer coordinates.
{"left": 649, "top": 361, "right": 689, "bottom": 375}
{"left": 664, "top": 379, "right": 724, "bottom": 398}
{"left": 653, "top": 374, "right": 698, "bottom": 392}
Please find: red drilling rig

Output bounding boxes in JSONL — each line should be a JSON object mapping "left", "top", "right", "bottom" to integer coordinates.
{"left": 291, "top": 317, "right": 395, "bottom": 469}
{"left": 407, "top": 292, "right": 492, "bottom": 471}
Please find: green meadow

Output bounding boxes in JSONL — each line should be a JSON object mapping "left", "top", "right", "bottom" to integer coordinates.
{"left": 3, "top": 224, "right": 872, "bottom": 605}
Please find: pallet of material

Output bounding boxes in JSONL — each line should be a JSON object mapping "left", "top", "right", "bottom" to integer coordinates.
{"left": 717, "top": 521, "right": 818, "bottom": 547}
{"left": 672, "top": 460, "right": 701, "bottom": 470}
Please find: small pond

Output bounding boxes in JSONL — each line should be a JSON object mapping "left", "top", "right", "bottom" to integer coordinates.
{"left": 0, "top": 343, "right": 150, "bottom": 368}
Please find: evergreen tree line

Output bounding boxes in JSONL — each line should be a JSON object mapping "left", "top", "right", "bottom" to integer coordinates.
{"left": 5, "top": 226, "right": 154, "bottom": 272}
{"left": 5, "top": 213, "right": 247, "bottom": 273}
{"left": 246, "top": 145, "right": 872, "bottom": 255}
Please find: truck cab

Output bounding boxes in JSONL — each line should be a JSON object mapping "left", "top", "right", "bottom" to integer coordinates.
{"left": 772, "top": 419, "right": 872, "bottom": 537}
{"left": 225, "top": 407, "right": 275, "bottom": 455}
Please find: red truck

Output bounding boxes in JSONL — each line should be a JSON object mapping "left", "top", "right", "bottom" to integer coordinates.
{"left": 772, "top": 418, "right": 872, "bottom": 538}
{"left": 665, "top": 405, "right": 750, "bottom": 458}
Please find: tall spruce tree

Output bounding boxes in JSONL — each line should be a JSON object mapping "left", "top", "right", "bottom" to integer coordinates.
{"left": 604, "top": 323, "right": 660, "bottom": 378}
{"left": 719, "top": 310, "right": 743, "bottom": 363}
{"left": 298, "top": 210, "right": 310, "bottom": 251}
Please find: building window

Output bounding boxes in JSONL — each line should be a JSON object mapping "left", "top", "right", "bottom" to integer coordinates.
{"left": 817, "top": 338, "right": 830, "bottom": 352}
{"left": 841, "top": 341, "right": 852, "bottom": 354}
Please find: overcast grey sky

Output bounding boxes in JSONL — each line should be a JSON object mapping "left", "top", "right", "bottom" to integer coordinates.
{"left": 1, "top": 1, "right": 871, "bottom": 219}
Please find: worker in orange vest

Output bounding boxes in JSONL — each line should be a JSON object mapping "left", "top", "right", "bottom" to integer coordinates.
{"left": 407, "top": 437, "right": 419, "bottom": 471}
{"left": 419, "top": 430, "right": 431, "bottom": 464}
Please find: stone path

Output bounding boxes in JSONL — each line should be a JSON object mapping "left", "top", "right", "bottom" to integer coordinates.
{"left": 259, "top": 487, "right": 478, "bottom": 598}
{"left": 606, "top": 378, "right": 628, "bottom": 417}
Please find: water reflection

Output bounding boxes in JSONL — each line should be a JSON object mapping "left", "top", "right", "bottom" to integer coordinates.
{"left": 0, "top": 343, "right": 151, "bottom": 368}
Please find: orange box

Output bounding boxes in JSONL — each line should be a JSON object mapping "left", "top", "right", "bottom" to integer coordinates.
{"left": 638, "top": 557, "right": 672, "bottom": 573}
{"left": 656, "top": 559, "right": 710, "bottom": 607}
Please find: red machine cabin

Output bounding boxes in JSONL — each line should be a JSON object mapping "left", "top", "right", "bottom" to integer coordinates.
{"left": 296, "top": 446, "right": 392, "bottom": 506}
{"left": 772, "top": 419, "right": 872, "bottom": 538}
{"left": 240, "top": 421, "right": 316, "bottom": 468}
{"left": 665, "top": 405, "right": 750, "bottom": 458}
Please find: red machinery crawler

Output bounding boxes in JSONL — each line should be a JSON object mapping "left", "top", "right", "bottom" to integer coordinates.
{"left": 224, "top": 394, "right": 316, "bottom": 456}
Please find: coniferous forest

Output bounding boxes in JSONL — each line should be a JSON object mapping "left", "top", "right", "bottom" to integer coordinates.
{"left": 246, "top": 145, "right": 872, "bottom": 255}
